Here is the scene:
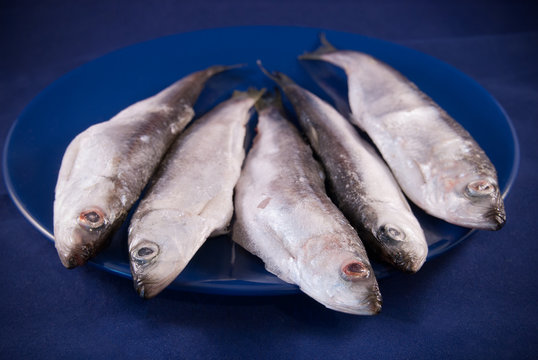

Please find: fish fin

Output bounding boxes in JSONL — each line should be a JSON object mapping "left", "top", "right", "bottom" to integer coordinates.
{"left": 298, "top": 33, "right": 338, "bottom": 61}
{"left": 157, "top": 63, "right": 246, "bottom": 105}
{"left": 232, "top": 87, "right": 266, "bottom": 102}
{"left": 256, "top": 60, "right": 297, "bottom": 87}
{"left": 206, "top": 63, "right": 246, "bottom": 76}
{"left": 254, "top": 88, "right": 285, "bottom": 114}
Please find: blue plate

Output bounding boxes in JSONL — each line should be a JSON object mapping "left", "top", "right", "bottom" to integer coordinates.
{"left": 2, "top": 26, "right": 519, "bottom": 295}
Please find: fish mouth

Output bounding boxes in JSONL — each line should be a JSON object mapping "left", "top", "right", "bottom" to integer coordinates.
{"left": 324, "top": 285, "right": 383, "bottom": 315}
{"left": 390, "top": 252, "right": 423, "bottom": 273}
{"left": 59, "top": 252, "right": 86, "bottom": 269}
{"left": 385, "top": 245, "right": 428, "bottom": 273}
{"left": 373, "top": 232, "right": 428, "bottom": 273}
{"left": 366, "top": 289, "right": 383, "bottom": 315}
{"left": 132, "top": 274, "right": 149, "bottom": 298}
{"left": 134, "top": 278, "right": 148, "bottom": 298}
{"left": 130, "top": 262, "right": 164, "bottom": 299}
{"left": 446, "top": 203, "right": 506, "bottom": 230}
{"left": 55, "top": 220, "right": 114, "bottom": 268}
{"left": 132, "top": 276, "right": 166, "bottom": 299}
{"left": 341, "top": 290, "right": 382, "bottom": 315}
{"left": 484, "top": 207, "right": 506, "bottom": 231}
{"left": 56, "top": 242, "right": 97, "bottom": 269}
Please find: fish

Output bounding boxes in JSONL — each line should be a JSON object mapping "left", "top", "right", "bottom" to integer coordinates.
{"left": 53, "top": 65, "right": 236, "bottom": 269}
{"left": 232, "top": 92, "right": 382, "bottom": 315}
{"left": 128, "top": 89, "right": 263, "bottom": 298}
{"left": 258, "top": 63, "right": 428, "bottom": 273}
{"left": 299, "top": 35, "right": 505, "bottom": 230}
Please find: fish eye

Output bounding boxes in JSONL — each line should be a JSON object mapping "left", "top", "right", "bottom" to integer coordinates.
{"left": 341, "top": 261, "right": 370, "bottom": 281}
{"left": 466, "top": 180, "right": 495, "bottom": 197}
{"left": 77, "top": 208, "right": 106, "bottom": 230}
{"left": 131, "top": 241, "right": 160, "bottom": 264}
{"left": 378, "top": 224, "right": 406, "bottom": 242}
{"left": 137, "top": 247, "right": 154, "bottom": 257}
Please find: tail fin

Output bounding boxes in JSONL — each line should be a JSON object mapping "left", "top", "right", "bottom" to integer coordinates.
{"left": 206, "top": 63, "right": 246, "bottom": 76}
{"left": 160, "top": 63, "right": 247, "bottom": 106}
{"left": 231, "top": 87, "right": 266, "bottom": 102}
{"left": 254, "top": 88, "right": 286, "bottom": 115}
{"left": 298, "top": 33, "right": 338, "bottom": 61}
{"left": 256, "top": 60, "right": 297, "bottom": 88}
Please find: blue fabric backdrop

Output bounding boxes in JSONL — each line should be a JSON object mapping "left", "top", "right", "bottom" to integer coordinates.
{"left": 1, "top": 1, "right": 537, "bottom": 359}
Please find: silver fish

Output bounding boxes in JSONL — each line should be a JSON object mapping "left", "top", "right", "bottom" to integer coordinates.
{"left": 54, "top": 65, "right": 235, "bottom": 268}
{"left": 259, "top": 63, "right": 428, "bottom": 273}
{"left": 128, "top": 89, "right": 263, "bottom": 298}
{"left": 300, "top": 36, "right": 505, "bottom": 230}
{"left": 233, "top": 92, "right": 382, "bottom": 315}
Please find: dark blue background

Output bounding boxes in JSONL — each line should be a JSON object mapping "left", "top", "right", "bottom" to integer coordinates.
{"left": 1, "top": 1, "right": 537, "bottom": 358}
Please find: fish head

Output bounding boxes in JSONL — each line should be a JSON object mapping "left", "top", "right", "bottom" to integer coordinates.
{"left": 53, "top": 128, "right": 129, "bottom": 268}
{"left": 53, "top": 171, "right": 123, "bottom": 268}
{"left": 440, "top": 173, "right": 505, "bottom": 230}
{"left": 331, "top": 258, "right": 383, "bottom": 315}
{"left": 297, "top": 237, "right": 382, "bottom": 315}
{"left": 374, "top": 216, "right": 428, "bottom": 273}
{"left": 128, "top": 210, "right": 195, "bottom": 298}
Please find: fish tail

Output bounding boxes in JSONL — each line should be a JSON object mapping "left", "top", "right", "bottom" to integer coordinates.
{"left": 160, "top": 63, "right": 246, "bottom": 105}
{"left": 256, "top": 60, "right": 297, "bottom": 87}
{"left": 254, "top": 88, "right": 285, "bottom": 114}
{"left": 231, "top": 87, "right": 266, "bottom": 102}
{"left": 298, "top": 33, "right": 338, "bottom": 61}
{"left": 206, "top": 63, "right": 246, "bottom": 76}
